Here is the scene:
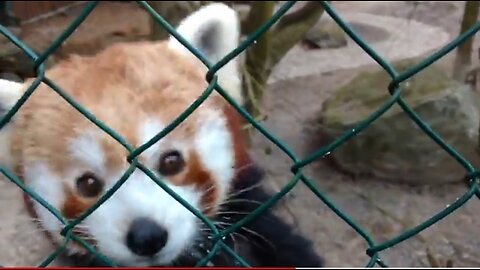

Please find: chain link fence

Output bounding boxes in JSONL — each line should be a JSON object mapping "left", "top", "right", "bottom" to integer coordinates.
{"left": 0, "top": 0, "right": 479, "bottom": 267}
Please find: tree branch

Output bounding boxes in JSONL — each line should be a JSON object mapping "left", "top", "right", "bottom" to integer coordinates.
{"left": 453, "top": 1, "right": 480, "bottom": 81}
{"left": 240, "top": 1, "right": 325, "bottom": 119}
{"left": 274, "top": 1, "right": 323, "bottom": 30}
{"left": 242, "top": 1, "right": 274, "bottom": 120}
{"left": 267, "top": 1, "right": 325, "bottom": 76}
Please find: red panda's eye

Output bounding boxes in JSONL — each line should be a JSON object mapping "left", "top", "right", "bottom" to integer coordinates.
{"left": 76, "top": 172, "right": 104, "bottom": 198}
{"left": 158, "top": 150, "right": 185, "bottom": 176}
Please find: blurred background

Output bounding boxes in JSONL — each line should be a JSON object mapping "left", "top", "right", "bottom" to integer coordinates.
{"left": 0, "top": 1, "right": 479, "bottom": 267}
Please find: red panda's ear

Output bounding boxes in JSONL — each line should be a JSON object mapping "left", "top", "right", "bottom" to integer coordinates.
{"left": 0, "top": 79, "right": 24, "bottom": 115}
{"left": 222, "top": 105, "right": 264, "bottom": 186}
{"left": 168, "top": 3, "right": 243, "bottom": 106}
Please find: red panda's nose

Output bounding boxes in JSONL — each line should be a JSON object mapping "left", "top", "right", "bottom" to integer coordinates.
{"left": 126, "top": 217, "right": 169, "bottom": 257}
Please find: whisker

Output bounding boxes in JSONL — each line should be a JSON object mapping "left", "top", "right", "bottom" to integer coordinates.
{"left": 210, "top": 222, "right": 250, "bottom": 246}
{"left": 235, "top": 162, "right": 257, "bottom": 175}
{"left": 226, "top": 182, "right": 263, "bottom": 199}
{"left": 19, "top": 217, "right": 93, "bottom": 233}
{"left": 70, "top": 225, "right": 91, "bottom": 229}
{"left": 203, "top": 198, "right": 263, "bottom": 212}
{"left": 11, "top": 216, "right": 44, "bottom": 222}
{"left": 214, "top": 221, "right": 276, "bottom": 251}
{"left": 207, "top": 221, "right": 272, "bottom": 261}
{"left": 223, "top": 198, "right": 263, "bottom": 206}
{"left": 203, "top": 183, "right": 217, "bottom": 194}
{"left": 17, "top": 229, "right": 51, "bottom": 237}
{"left": 204, "top": 198, "right": 263, "bottom": 214}
{"left": 215, "top": 211, "right": 254, "bottom": 216}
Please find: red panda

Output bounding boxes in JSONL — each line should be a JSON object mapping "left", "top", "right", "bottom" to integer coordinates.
{"left": 0, "top": 3, "right": 324, "bottom": 267}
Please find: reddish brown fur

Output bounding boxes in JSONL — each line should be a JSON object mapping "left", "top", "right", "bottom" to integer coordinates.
{"left": 184, "top": 151, "right": 217, "bottom": 215}
{"left": 62, "top": 193, "right": 91, "bottom": 219}
{"left": 223, "top": 105, "right": 254, "bottom": 180}
{"left": 22, "top": 192, "right": 96, "bottom": 256}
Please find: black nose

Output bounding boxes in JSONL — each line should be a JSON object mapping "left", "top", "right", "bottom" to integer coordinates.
{"left": 126, "top": 217, "right": 168, "bottom": 257}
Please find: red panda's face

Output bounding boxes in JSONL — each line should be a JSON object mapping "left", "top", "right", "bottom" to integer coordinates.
{"left": 0, "top": 3, "right": 244, "bottom": 266}
{"left": 14, "top": 41, "right": 236, "bottom": 266}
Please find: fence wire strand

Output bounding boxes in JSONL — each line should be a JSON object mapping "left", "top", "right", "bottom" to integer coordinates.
{"left": 0, "top": 0, "right": 479, "bottom": 267}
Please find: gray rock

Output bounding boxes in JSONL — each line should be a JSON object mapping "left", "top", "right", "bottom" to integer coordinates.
{"left": 314, "top": 59, "right": 480, "bottom": 185}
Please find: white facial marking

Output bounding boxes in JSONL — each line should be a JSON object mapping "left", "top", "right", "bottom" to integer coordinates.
{"left": 138, "top": 117, "right": 164, "bottom": 163}
{"left": 68, "top": 129, "right": 105, "bottom": 173}
{"left": 194, "top": 109, "right": 234, "bottom": 199}
{"left": 25, "top": 161, "right": 94, "bottom": 256}
{"left": 137, "top": 117, "right": 190, "bottom": 171}
{"left": 0, "top": 78, "right": 24, "bottom": 111}
{"left": 24, "top": 162, "right": 65, "bottom": 238}
{"left": 57, "top": 118, "right": 202, "bottom": 266}
{"left": 25, "top": 121, "right": 205, "bottom": 266}
{"left": 83, "top": 169, "right": 201, "bottom": 266}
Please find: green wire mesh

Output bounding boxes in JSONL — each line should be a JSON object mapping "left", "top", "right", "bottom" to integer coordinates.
{"left": 0, "top": 1, "right": 479, "bottom": 267}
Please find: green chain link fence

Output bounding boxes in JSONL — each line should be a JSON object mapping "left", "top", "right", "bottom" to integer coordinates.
{"left": 0, "top": 0, "right": 479, "bottom": 267}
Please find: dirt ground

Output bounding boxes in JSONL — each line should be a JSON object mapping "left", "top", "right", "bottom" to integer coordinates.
{"left": 1, "top": 1, "right": 480, "bottom": 267}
